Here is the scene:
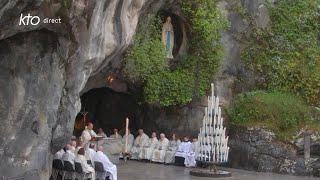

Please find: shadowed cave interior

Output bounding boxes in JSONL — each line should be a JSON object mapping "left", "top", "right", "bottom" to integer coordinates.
{"left": 74, "top": 87, "right": 142, "bottom": 137}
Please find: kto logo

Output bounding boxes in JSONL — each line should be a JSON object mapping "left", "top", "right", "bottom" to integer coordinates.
{"left": 19, "top": 13, "right": 40, "bottom": 26}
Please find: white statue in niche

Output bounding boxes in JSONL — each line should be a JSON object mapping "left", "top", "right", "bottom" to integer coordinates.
{"left": 162, "top": 16, "right": 174, "bottom": 59}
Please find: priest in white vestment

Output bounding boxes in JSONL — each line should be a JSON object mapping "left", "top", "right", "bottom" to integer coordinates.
{"left": 80, "top": 123, "right": 97, "bottom": 150}
{"left": 70, "top": 140, "right": 77, "bottom": 154}
{"left": 61, "top": 145, "right": 76, "bottom": 179}
{"left": 164, "top": 133, "right": 181, "bottom": 164}
{"left": 62, "top": 145, "right": 76, "bottom": 165}
{"left": 130, "top": 129, "right": 149, "bottom": 159}
{"left": 152, "top": 133, "right": 169, "bottom": 163}
{"left": 93, "top": 146, "right": 117, "bottom": 180}
{"left": 74, "top": 140, "right": 84, "bottom": 155}
{"left": 110, "top": 128, "right": 122, "bottom": 141}
{"left": 52, "top": 148, "right": 65, "bottom": 178}
{"left": 75, "top": 148, "right": 95, "bottom": 180}
{"left": 97, "top": 128, "right": 107, "bottom": 138}
{"left": 139, "top": 132, "right": 158, "bottom": 160}
{"left": 184, "top": 138, "right": 199, "bottom": 167}
{"left": 54, "top": 149, "right": 65, "bottom": 159}
{"left": 86, "top": 143, "right": 96, "bottom": 165}
{"left": 121, "top": 128, "right": 134, "bottom": 153}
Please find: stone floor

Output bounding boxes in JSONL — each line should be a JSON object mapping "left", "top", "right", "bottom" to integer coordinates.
{"left": 118, "top": 160, "right": 320, "bottom": 180}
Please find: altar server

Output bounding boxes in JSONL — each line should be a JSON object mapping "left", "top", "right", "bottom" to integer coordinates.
{"left": 184, "top": 137, "right": 199, "bottom": 167}
{"left": 175, "top": 136, "right": 192, "bottom": 166}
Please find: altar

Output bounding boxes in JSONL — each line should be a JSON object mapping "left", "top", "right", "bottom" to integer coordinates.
{"left": 96, "top": 137, "right": 122, "bottom": 164}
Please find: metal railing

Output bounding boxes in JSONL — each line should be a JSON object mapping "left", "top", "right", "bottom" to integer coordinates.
{"left": 1, "top": 176, "right": 24, "bottom": 180}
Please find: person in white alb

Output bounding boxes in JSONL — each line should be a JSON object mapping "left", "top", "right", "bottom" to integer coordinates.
{"left": 110, "top": 128, "right": 122, "bottom": 141}
{"left": 54, "top": 149, "right": 65, "bottom": 160}
{"left": 80, "top": 123, "right": 97, "bottom": 150}
{"left": 93, "top": 146, "right": 117, "bottom": 180}
{"left": 139, "top": 132, "right": 158, "bottom": 160}
{"left": 70, "top": 140, "right": 77, "bottom": 154}
{"left": 175, "top": 136, "right": 192, "bottom": 166}
{"left": 61, "top": 144, "right": 76, "bottom": 179}
{"left": 85, "top": 143, "right": 96, "bottom": 165}
{"left": 184, "top": 137, "right": 199, "bottom": 167}
{"left": 97, "top": 128, "right": 107, "bottom": 138}
{"left": 130, "top": 129, "right": 149, "bottom": 159}
{"left": 121, "top": 128, "right": 134, "bottom": 153}
{"left": 75, "top": 140, "right": 84, "bottom": 155}
{"left": 75, "top": 148, "right": 95, "bottom": 180}
{"left": 151, "top": 133, "right": 169, "bottom": 163}
{"left": 61, "top": 144, "right": 76, "bottom": 165}
{"left": 164, "top": 133, "right": 181, "bottom": 164}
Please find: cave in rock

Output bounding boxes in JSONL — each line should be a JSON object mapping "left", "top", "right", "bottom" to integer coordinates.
{"left": 74, "top": 87, "right": 141, "bottom": 137}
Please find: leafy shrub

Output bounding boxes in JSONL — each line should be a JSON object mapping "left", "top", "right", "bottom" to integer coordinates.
{"left": 229, "top": 91, "right": 320, "bottom": 141}
{"left": 242, "top": 0, "right": 320, "bottom": 106}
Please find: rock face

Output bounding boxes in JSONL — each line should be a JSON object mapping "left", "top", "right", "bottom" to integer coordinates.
{"left": 228, "top": 127, "right": 320, "bottom": 176}
{"left": 0, "top": 0, "right": 174, "bottom": 179}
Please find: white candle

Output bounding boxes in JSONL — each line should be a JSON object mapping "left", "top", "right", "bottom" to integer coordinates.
{"left": 200, "top": 145, "right": 203, "bottom": 161}
{"left": 221, "top": 117, "right": 224, "bottom": 127}
{"left": 215, "top": 97, "right": 219, "bottom": 116}
{"left": 225, "top": 136, "right": 229, "bottom": 147}
{"left": 213, "top": 145, "right": 216, "bottom": 162}
{"left": 211, "top": 135, "right": 214, "bottom": 146}
{"left": 202, "top": 117, "right": 205, "bottom": 132}
{"left": 226, "top": 147, "right": 230, "bottom": 162}
{"left": 125, "top": 117, "right": 129, "bottom": 153}
{"left": 218, "top": 107, "right": 221, "bottom": 127}
{"left": 217, "top": 145, "right": 220, "bottom": 162}
{"left": 211, "top": 83, "right": 214, "bottom": 99}
{"left": 213, "top": 114, "right": 216, "bottom": 130}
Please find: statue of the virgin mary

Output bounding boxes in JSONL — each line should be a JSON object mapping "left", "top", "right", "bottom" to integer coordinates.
{"left": 162, "top": 16, "right": 174, "bottom": 59}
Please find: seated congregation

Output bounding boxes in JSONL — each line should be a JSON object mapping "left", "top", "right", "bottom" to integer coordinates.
{"left": 51, "top": 123, "right": 199, "bottom": 180}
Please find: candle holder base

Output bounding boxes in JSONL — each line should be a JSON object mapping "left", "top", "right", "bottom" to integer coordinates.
{"left": 190, "top": 169, "right": 231, "bottom": 178}
{"left": 190, "top": 161, "right": 231, "bottom": 178}
{"left": 122, "top": 152, "right": 130, "bottom": 163}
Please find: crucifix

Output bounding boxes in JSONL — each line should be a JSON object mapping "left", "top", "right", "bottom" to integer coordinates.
{"left": 80, "top": 108, "right": 88, "bottom": 127}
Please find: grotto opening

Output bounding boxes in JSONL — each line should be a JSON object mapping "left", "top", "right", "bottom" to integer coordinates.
{"left": 74, "top": 87, "right": 141, "bottom": 137}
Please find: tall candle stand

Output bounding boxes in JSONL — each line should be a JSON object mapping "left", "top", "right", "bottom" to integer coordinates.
{"left": 190, "top": 83, "right": 231, "bottom": 178}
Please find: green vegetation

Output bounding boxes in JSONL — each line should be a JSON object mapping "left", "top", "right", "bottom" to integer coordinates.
{"left": 124, "top": 0, "right": 229, "bottom": 106}
{"left": 228, "top": 91, "right": 320, "bottom": 141}
{"left": 242, "top": 0, "right": 320, "bottom": 106}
